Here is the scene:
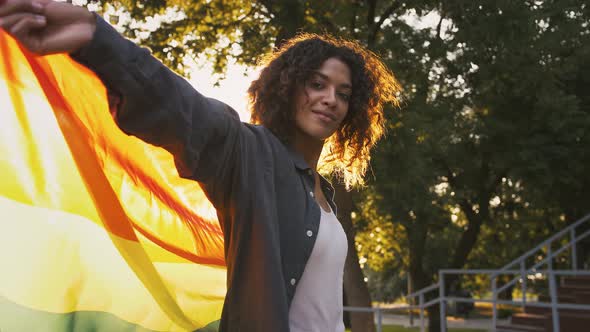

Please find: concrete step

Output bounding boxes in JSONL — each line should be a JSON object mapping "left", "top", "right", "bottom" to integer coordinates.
{"left": 560, "top": 311, "right": 590, "bottom": 332}
{"left": 511, "top": 313, "right": 549, "bottom": 329}
{"left": 496, "top": 323, "right": 545, "bottom": 332}
{"left": 558, "top": 286, "right": 590, "bottom": 304}
{"left": 559, "top": 284, "right": 590, "bottom": 293}
{"left": 513, "top": 309, "right": 590, "bottom": 331}
{"left": 538, "top": 294, "right": 576, "bottom": 303}
{"left": 524, "top": 305, "right": 587, "bottom": 316}
{"left": 572, "top": 291, "right": 590, "bottom": 305}
{"left": 561, "top": 275, "right": 590, "bottom": 288}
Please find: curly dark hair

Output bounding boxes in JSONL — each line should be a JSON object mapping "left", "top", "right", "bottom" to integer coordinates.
{"left": 248, "top": 33, "right": 400, "bottom": 187}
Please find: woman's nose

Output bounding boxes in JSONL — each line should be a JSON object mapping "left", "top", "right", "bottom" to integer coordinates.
{"left": 321, "top": 87, "right": 337, "bottom": 106}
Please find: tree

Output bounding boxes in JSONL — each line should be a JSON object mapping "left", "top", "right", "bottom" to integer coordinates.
{"left": 86, "top": 0, "right": 397, "bottom": 330}
{"left": 83, "top": 2, "right": 590, "bottom": 331}
{"left": 356, "top": 0, "right": 590, "bottom": 330}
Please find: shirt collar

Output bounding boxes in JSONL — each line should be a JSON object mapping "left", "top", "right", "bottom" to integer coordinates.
{"left": 287, "top": 147, "right": 312, "bottom": 171}
{"left": 287, "top": 146, "right": 335, "bottom": 199}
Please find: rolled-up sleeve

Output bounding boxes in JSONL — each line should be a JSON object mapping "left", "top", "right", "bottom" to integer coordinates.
{"left": 71, "top": 15, "right": 245, "bottom": 205}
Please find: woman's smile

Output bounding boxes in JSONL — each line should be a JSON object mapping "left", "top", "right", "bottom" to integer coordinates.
{"left": 293, "top": 57, "right": 352, "bottom": 143}
{"left": 312, "top": 109, "right": 336, "bottom": 123}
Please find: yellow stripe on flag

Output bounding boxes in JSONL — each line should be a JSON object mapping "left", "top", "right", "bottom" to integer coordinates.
{"left": 0, "top": 30, "right": 226, "bottom": 331}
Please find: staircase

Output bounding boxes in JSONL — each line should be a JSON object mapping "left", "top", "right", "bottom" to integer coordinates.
{"left": 405, "top": 213, "right": 590, "bottom": 332}
{"left": 497, "top": 276, "right": 590, "bottom": 332}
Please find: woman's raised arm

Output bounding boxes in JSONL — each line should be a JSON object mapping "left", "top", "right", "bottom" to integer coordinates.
{"left": 1, "top": 0, "right": 248, "bottom": 207}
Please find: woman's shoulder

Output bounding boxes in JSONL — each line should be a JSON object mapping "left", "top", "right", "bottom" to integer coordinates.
{"left": 241, "top": 123, "right": 282, "bottom": 147}
{"left": 240, "top": 123, "right": 294, "bottom": 167}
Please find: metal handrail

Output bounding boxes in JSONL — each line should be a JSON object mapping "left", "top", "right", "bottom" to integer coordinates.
{"left": 443, "top": 296, "right": 590, "bottom": 310}
{"left": 498, "top": 213, "right": 590, "bottom": 273}
{"left": 404, "top": 282, "right": 442, "bottom": 332}
{"left": 489, "top": 229, "right": 590, "bottom": 296}
{"left": 398, "top": 212, "right": 590, "bottom": 332}
{"left": 521, "top": 228, "right": 590, "bottom": 274}
{"left": 440, "top": 269, "right": 590, "bottom": 294}
{"left": 488, "top": 214, "right": 590, "bottom": 332}
{"left": 406, "top": 283, "right": 440, "bottom": 299}
{"left": 441, "top": 269, "right": 590, "bottom": 275}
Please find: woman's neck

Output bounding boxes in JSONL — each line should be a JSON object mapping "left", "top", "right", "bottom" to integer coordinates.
{"left": 292, "top": 131, "right": 324, "bottom": 171}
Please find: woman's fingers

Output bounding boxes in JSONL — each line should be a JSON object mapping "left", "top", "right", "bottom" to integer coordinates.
{"left": 10, "top": 13, "right": 45, "bottom": 34}
{"left": 1, "top": 0, "right": 93, "bottom": 55}
{"left": 9, "top": 15, "right": 47, "bottom": 52}
{"left": 0, "top": 12, "right": 43, "bottom": 30}
{"left": 0, "top": 0, "right": 45, "bottom": 17}
{"left": 0, "top": 1, "right": 51, "bottom": 55}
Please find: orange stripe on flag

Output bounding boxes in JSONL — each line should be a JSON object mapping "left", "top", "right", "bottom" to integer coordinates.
{"left": 0, "top": 31, "right": 226, "bottom": 331}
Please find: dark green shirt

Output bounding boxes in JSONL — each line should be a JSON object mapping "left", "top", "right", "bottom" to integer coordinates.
{"left": 73, "top": 16, "right": 337, "bottom": 332}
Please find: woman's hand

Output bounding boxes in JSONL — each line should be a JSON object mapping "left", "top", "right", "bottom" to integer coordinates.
{"left": 0, "top": 0, "right": 96, "bottom": 55}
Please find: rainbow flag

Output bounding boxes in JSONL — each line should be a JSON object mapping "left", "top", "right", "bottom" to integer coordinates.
{"left": 0, "top": 31, "right": 226, "bottom": 331}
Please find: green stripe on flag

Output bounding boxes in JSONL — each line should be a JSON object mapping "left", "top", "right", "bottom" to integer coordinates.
{"left": 0, "top": 296, "right": 220, "bottom": 332}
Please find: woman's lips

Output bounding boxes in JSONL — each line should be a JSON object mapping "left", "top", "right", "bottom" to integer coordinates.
{"left": 312, "top": 110, "right": 335, "bottom": 122}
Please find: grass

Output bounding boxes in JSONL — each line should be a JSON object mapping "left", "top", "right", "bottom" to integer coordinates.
{"left": 376, "top": 302, "right": 521, "bottom": 319}
{"left": 345, "top": 326, "right": 484, "bottom": 332}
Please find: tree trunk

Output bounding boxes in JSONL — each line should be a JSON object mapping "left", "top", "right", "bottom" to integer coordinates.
{"left": 572, "top": 213, "right": 590, "bottom": 269}
{"left": 335, "top": 182, "right": 376, "bottom": 332}
{"left": 407, "top": 225, "right": 439, "bottom": 332}
{"left": 427, "top": 304, "right": 441, "bottom": 332}
{"left": 258, "top": 0, "right": 305, "bottom": 47}
{"left": 497, "top": 275, "right": 515, "bottom": 301}
{"left": 447, "top": 197, "right": 490, "bottom": 288}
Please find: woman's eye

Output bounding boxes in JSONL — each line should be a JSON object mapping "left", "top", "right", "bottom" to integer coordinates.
{"left": 338, "top": 93, "right": 351, "bottom": 101}
{"left": 310, "top": 81, "right": 324, "bottom": 89}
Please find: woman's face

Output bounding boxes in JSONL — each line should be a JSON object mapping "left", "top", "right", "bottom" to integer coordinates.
{"left": 293, "top": 57, "right": 352, "bottom": 143}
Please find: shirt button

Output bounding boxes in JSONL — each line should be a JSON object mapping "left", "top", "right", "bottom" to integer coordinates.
{"left": 309, "top": 191, "right": 314, "bottom": 198}
{"left": 290, "top": 278, "right": 297, "bottom": 286}
{"left": 306, "top": 230, "right": 313, "bottom": 237}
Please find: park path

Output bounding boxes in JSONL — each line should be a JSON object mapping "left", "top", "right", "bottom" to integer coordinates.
{"left": 379, "top": 313, "right": 509, "bottom": 331}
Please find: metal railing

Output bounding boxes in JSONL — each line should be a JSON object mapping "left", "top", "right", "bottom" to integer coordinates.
{"left": 343, "top": 306, "right": 385, "bottom": 332}
{"left": 442, "top": 269, "right": 590, "bottom": 332}
{"left": 404, "top": 213, "right": 590, "bottom": 332}
{"left": 404, "top": 283, "right": 441, "bottom": 332}
{"left": 344, "top": 303, "right": 432, "bottom": 332}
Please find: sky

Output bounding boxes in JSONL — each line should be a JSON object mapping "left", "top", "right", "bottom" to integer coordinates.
{"left": 79, "top": 0, "right": 260, "bottom": 122}
{"left": 187, "top": 60, "right": 259, "bottom": 122}
{"left": 186, "top": 10, "right": 445, "bottom": 123}
{"left": 77, "top": 0, "right": 447, "bottom": 122}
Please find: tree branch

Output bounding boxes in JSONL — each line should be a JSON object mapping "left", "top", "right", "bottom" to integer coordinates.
{"left": 257, "top": 0, "right": 274, "bottom": 14}
{"left": 368, "top": 2, "right": 397, "bottom": 48}
{"left": 436, "top": 7, "right": 444, "bottom": 40}
{"left": 376, "top": 3, "right": 396, "bottom": 30}
{"left": 316, "top": 14, "right": 339, "bottom": 35}
{"left": 366, "top": 0, "right": 377, "bottom": 29}
{"left": 350, "top": 1, "right": 360, "bottom": 39}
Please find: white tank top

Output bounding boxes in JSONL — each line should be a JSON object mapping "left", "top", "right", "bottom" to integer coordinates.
{"left": 288, "top": 206, "right": 348, "bottom": 332}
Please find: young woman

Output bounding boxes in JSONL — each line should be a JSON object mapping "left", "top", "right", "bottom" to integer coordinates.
{"left": 0, "top": 1, "right": 399, "bottom": 331}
